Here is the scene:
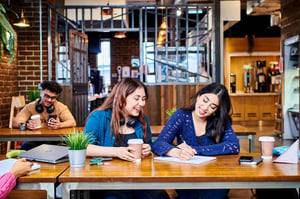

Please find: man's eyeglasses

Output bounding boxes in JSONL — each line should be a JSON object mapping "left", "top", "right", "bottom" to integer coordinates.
{"left": 43, "top": 93, "right": 57, "bottom": 101}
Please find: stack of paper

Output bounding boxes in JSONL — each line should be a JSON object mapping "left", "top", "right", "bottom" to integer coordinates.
{"left": 154, "top": 155, "right": 216, "bottom": 165}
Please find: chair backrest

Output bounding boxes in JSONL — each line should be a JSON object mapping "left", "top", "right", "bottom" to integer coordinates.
{"left": 9, "top": 96, "right": 25, "bottom": 128}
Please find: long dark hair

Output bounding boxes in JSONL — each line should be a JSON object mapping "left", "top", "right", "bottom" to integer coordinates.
{"left": 96, "top": 78, "right": 148, "bottom": 144}
{"left": 182, "top": 83, "right": 232, "bottom": 143}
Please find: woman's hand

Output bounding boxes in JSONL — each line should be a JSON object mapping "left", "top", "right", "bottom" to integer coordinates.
{"left": 10, "top": 158, "right": 33, "bottom": 179}
{"left": 142, "top": 144, "right": 152, "bottom": 157}
{"left": 177, "top": 143, "right": 197, "bottom": 160}
{"left": 115, "top": 147, "right": 137, "bottom": 162}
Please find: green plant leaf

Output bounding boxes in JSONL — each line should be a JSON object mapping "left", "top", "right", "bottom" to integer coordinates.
{"left": 62, "top": 129, "right": 95, "bottom": 150}
{"left": 166, "top": 107, "right": 176, "bottom": 117}
{"left": 0, "top": 3, "right": 17, "bottom": 65}
{"left": 28, "top": 89, "right": 40, "bottom": 102}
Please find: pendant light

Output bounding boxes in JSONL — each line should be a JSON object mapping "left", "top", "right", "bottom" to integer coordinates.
{"left": 114, "top": 32, "right": 126, "bottom": 39}
{"left": 13, "top": 9, "right": 30, "bottom": 27}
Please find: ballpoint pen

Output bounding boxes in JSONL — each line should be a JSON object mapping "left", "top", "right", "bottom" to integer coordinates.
{"left": 180, "top": 134, "right": 187, "bottom": 145}
{"left": 180, "top": 134, "right": 197, "bottom": 155}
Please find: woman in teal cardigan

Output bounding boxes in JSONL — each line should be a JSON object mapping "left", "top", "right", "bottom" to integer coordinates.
{"left": 84, "top": 78, "right": 169, "bottom": 199}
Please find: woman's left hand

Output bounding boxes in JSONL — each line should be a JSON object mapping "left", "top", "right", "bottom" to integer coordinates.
{"left": 141, "top": 144, "right": 152, "bottom": 157}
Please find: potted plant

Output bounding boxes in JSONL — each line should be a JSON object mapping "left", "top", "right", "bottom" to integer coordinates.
{"left": 166, "top": 107, "right": 176, "bottom": 118}
{"left": 0, "top": 3, "right": 17, "bottom": 65}
{"left": 62, "top": 129, "right": 94, "bottom": 167}
{"left": 28, "top": 88, "right": 40, "bottom": 102}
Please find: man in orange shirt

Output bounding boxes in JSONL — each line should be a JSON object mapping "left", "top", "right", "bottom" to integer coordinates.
{"left": 13, "top": 80, "right": 76, "bottom": 149}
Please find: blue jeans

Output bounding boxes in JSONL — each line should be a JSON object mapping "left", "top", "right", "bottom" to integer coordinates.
{"left": 176, "top": 189, "right": 229, "bottom": 199}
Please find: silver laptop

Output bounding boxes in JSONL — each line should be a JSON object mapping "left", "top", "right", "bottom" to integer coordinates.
{"left": 19, "top": 144, "right": 69, "bottom": 163}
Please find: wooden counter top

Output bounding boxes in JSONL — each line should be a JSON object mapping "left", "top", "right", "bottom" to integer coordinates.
{"left": 230, "top": 92, "right": 280, "bottom": 97}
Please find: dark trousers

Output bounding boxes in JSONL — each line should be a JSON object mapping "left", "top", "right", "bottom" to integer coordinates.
{"left": 21, "top": 141, "right": 61, "bottom": 150}
{"left": 89, "top": 190, "right": 170, "bottom": 199}
{"left": 255, "top": 189, "right": 299, "bottom": 199}
{"left": 176, "top": 189, "right": 229, "bottom": 199}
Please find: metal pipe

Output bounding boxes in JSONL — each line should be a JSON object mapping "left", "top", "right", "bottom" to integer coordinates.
{"left": 40, "top": 0, "right": 43, "bottom": 82}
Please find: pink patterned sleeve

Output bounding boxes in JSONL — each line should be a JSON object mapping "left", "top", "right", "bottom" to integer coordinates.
{"left": 0, "top": 172, "right": 16, "bottom": 199}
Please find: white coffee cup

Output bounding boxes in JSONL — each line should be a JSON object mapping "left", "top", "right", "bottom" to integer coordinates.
{"left": 30, "top": 114, "right": 41, "bottom": 129}
{"left": 127, "top": 139, "right": 144, "bottom": 162}
{"left": 259, "top": 136, "right": 275, "bottom": 159}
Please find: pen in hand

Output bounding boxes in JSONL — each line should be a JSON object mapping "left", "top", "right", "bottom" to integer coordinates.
{"left": 179, "top": 135, "right": 197, "bottom": 155}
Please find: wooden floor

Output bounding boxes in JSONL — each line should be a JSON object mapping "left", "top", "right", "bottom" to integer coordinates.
{"left": 228, "top": 121, "right": 297, "bottom": 199}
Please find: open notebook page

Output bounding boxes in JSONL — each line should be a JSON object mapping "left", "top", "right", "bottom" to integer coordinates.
{"left": 0, "top": 159, "right": 40, "bottom": 177}
{"left": 154, "top": 155, "right": 216, "bottom": 165}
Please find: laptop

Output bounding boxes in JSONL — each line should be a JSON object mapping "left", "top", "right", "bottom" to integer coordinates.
{"left": 19, "top": 144, "right": 69, "bottom": 164}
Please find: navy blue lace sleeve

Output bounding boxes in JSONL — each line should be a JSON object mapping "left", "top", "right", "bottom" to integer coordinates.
{"left": 152, "top": 109, "right": 187, "bottom": 156}
{"left": 152, "top": 109, "right": 240, "bottom": 156}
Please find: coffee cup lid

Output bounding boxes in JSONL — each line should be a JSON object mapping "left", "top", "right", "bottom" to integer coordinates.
{"left": 128, "top": 139, "right": 144, "bottom": 144}
{"left": 259, "top": 136, "right": 275, "bottom": 142}
{"left": 31, "top": 114, "right": 40, "bottom": 119}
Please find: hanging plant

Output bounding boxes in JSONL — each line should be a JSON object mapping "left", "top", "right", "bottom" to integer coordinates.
{"left": 0, "top": 3, "right": 17, "bottom": 65}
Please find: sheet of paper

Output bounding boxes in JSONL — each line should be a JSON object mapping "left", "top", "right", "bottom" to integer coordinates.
{"left": 154, "top": 155, "right": 216, "bottom": 165}
{"left": 273, "top": 139, "right": 299, "bottom": 164}
{"left": 0, "top": 159, "right": 40, "bottom": 177}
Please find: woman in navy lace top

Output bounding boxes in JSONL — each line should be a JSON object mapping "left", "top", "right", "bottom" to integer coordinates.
{"left": 152, "top": 83, "right": 240, "bottom": 199}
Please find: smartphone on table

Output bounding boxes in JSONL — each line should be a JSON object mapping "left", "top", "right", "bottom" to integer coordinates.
{"left": 238, "top": 156, "right": 254, "bottom": 162}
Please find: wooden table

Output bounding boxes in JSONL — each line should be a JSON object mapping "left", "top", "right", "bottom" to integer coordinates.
{"left": 59, "top": 154, "right": 300, "bottom": 199}
{"left": 1, "top": 155, "right": 69, "bottom": 199}
{"left": 0, "top": 127, "right": 84, "bottom": 142}
{"left": 151, "top": 124, "right": 256, "bottom": 152}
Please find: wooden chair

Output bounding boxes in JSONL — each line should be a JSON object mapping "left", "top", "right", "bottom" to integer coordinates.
{"left": 7, "top": 96, "right": 25, "bottom": 152}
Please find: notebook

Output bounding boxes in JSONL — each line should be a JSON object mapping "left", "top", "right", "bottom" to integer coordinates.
{"left": 0, "top": 159, "right": 40, "bottom": 177}
{"left": 19, "top": 144, "right": 69, "bottom": 164}
{"left": 154, "top": 155, "right": 216, "bottom": 165}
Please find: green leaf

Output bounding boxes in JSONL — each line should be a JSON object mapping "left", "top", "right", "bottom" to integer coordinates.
{"left": 62, "top": 129, "right": 95, "bottom": 150}
{"left": 0, "top": 3, "right": 17, "bottom": 65}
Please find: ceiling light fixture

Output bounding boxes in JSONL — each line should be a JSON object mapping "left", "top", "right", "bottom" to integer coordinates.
{"left": 176, "top": 8, "right": 182, "bottom": 16}
{"left": 157, "top": 17, "right": 167, "bottom": 46}
{"left": 13, "top": 9, "right": 30, "bottom": 27}
{"left": 114, "top": 32, "right": 126, "bottom": 39}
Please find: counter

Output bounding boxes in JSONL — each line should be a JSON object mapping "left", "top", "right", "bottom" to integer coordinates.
{"left": 230, "top": 92, "right": 280, "bottom": 121}
{"left": 230, "top": 92, "right": 280, "bottom": 97}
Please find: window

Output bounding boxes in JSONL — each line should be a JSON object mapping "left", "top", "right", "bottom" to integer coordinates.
{"left": 97, "top": 41, "right": 111, "bottom": 91}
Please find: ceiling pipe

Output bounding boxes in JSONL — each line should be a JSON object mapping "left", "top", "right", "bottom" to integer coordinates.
{"left": 39, "top": 0, "right": 43, "bottom": 82}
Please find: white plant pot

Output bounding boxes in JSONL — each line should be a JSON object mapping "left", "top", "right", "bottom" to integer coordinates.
{"left": 68, "top": 149, "right": 86, "bottom": 167}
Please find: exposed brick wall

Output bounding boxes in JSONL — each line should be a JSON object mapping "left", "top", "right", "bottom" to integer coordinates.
{"left": 0, "top": 53, "right": 18, "bottom": 128}
{"left": 15, "top": 0, "right": 52, "bottom": 98}
{"left": 110, "top": 38, "right": 139, "bottom": 86}
{"left": 0, "top": 0, "right": 54, "bottom": 128}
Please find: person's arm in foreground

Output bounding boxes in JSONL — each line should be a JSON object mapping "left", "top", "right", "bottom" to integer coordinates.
{"left": 0, "top": 159, "right": 33, "bottom": 199}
